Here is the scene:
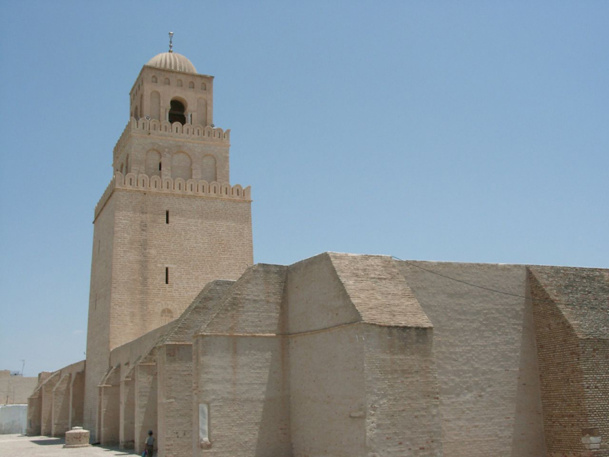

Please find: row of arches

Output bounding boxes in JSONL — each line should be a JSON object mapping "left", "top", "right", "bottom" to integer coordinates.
{"left": 150, "top": 75, "right": 207, "bottom": 91}
{"left": 144, "top": 150, "right": 217, "bottom": 182}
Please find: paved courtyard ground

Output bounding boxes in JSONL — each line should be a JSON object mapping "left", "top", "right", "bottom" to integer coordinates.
{"left": 0, "top": 434, "right": 140, "bottom": 456}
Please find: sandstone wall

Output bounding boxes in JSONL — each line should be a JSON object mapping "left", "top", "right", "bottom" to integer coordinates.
{"left": 109, "top": 189, "right": 252, "bottom": 348}
{"left": 580, "top": 339, "right": 609, "bottom": 457}
{"left": 85, "top": 194, "right": 116, "bottom": 437}
{"left": 398, "top": 261, "right": 546, "bottom": 457}
{"left": 363, "top": 325, "right": 441, "bottom": 456}
{"left": 529, "top": 267, "right": 609, "bottom": 457}
{"left": 157, "top": 344, "right": 193, "bottom": 457}
{"left": 0, "top": 371, "right": 38, "bottom": 405}
{"left": 193, "top": 335, "right": 291, "bottom": 456}
{"left": 289, "top": 325, "right": 366, "bottom": 456}
{"left": 86, "top": 183, "right": 252, "bottom": 440}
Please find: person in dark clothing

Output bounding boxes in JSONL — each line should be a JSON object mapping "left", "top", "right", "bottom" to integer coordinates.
{"left": 145, "top": 430, "right": 155, "bottom": 456}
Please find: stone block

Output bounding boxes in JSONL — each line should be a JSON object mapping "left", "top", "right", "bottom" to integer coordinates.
{"left": 64, "top": 426, "right": 90, "bottom": 448}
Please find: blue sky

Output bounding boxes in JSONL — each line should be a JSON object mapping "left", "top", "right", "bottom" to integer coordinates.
{"left": 1, "top": 2, "right": 607, "bottom": 376}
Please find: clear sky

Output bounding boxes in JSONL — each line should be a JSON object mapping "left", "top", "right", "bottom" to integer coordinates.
{"left": 1, "top": 1, "right": 607, "bottom": 376}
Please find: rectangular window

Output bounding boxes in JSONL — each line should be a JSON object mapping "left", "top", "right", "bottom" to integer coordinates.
{"left": 166, "top": 210, "right": 169, "bottom": 224}
{"left": 165, "top": 267, "right": 169, "bottom": 284}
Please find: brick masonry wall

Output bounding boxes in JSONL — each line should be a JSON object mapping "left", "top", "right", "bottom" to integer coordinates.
{"left": 51, "top": 375, "right": 70, "bottom": 436}
{"left": 530, "top": 271, "right": 589, "bottom": 455}
{"left": 0, "top": 371, "right": 38, "bottom": 405}
{"left": 398, "top": 261, "right": 546, "bottom": 457}
{"left": 363, "top": 325, "right": 442, "bottom": 457}
{"left": 70, "top": 371, "right": 85, "bottom": 428}
{"left": 124, "top": 133, "right": 230, "bottom": 184}
{"left": 85, "top": 195, "right": 116, "bottom": 438}
{"left": 286, "top": 254, "right": 360, "bottom": 334}
{"left": 530, "top": 269, "right": 609, "bottom": 457}
{"left": 134, "top": 363, "right": 157, "bottom": 455}
{"left": 99, "top": 383, "right": 120, "bottom": 445}
{"left": 158, "top": 344, "right": 194, "bottom": 457}
{"left": 119, "top": 378, "right": 135, "bottom": 449}
{"left": 86, "top": 185, "right": 252, "bottom": 441}
{"left": 193, "top": 335, "right": 291, "bottom": 457}
{"left": 110, "top": 189, "right": 252, "bottom": 349}
{"left": 289, "top": 325, "right": 366, "bottom": 457}
{"left": 41, "top": 374, "right": 59, "bottom": 436}
{"left": 580, "top": 339, "right": 609, "bottom": 457}
{"left": 27, "top": 393, "right": 42, "bottom": 435}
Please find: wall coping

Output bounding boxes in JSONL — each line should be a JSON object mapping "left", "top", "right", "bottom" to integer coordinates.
{"left": 113, "top": 117, "right": 230, "bottom": 160}
{"left": 94, "top": 172, "right": 251, "bottom": 220}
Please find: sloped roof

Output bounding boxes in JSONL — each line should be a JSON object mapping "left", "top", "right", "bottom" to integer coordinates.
{"left": 157, "top": 280, "right": 235, "bottom": 344}
{"left": 199, "top": 254, "right": 433, "bottom": 335}
{"left": 199, "top": 264, "right": 288, "bottom": 335}
{"left": 328, "top": 253, "right": 432, "bottom": 328}
{"left": 528, "top": 266, "right": 609, "bottom": 339}
{"left": 109, "top": 280, "right": 235, "bottom": 379}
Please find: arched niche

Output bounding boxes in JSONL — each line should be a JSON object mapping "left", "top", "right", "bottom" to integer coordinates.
{"left": 160, "top": 308, "right": 174, "bottom": 324}
{"left": 150, "top": 91, "right": 161, "bottom": 120}
{"left": 201, "top": 155, "right": 217, "bottom": 182}
{"left": 197, "top": 98, "right": 207, "bottom": 126}
{"left": 145, "top": 150, "right": 161, "bottom": 177}
{"left": 172, "top": 152, "right": 192, "bottom": 180}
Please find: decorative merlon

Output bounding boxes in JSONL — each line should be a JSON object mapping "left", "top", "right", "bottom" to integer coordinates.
{"left": 113, "top": 117, "right": 230, "bottom": 159}
{"left": 94, "top": 172, "right": 251, "bottom": 220}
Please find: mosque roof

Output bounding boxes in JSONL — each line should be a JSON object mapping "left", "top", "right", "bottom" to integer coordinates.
{"left": 529, "top": 265, "right": 609, "bottom": 339}
{"left": 145, "top": 51, "right": 197, "bottom": 74}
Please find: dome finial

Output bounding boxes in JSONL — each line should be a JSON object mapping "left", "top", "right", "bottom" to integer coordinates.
{"left": 168, "top": 31, "right": 174, "bottom": 53}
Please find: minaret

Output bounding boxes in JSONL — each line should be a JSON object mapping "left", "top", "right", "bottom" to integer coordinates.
{"left": 84, "top": 39, "right": 253, "bottom": 437}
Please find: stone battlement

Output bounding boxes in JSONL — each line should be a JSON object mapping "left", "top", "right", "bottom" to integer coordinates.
{"left": 94, "top": 171, "right": 251, "bottom": 220}
{"left": 114, "top": 118, "right": 230, "bottom": 160}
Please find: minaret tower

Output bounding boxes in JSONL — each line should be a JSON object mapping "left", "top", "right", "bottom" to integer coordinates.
{"left": 84, "top": 38, "right": 253, "bottom": 435}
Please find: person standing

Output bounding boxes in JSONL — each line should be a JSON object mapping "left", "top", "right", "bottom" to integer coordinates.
{"left": 145, "top": 430, "right": 155, "bottom": 456}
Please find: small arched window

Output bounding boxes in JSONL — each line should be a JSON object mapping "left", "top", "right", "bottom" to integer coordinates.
{"left": 189, "top": 81, "right": 195, "bottom": 89}
{"left": 168, "top": 99, "right": 186, "bottom": 125}
{"left": 201, "top": 83, "right": 206, "bottom": 90}
{"left": 161, "top": 308, "right": 174, "bottom": 324}
{"left": 152, "top": 76, "right": 158, "bottom": 83}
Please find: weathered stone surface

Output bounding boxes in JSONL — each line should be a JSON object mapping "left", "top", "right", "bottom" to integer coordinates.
{"left": 27, "top": 45, "right": 609, "bottom": 457}
{"left": 64, "top": 426, "right": 90, "bottom": 448}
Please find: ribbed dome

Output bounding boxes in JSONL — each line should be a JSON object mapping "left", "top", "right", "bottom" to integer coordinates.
{"left": 145, "top": 52, "right": 197, "bottom": 74}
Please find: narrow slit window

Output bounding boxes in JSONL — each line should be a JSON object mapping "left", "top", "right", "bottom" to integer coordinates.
{"left": 165, "top": 267, "right": 169, "bottom": 284}
{"left": 166, "top": 211, "right": 169, "bottom": 224}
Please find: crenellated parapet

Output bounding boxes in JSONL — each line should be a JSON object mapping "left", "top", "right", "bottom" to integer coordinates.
{"left": 113, "top": 117, "right": 230, "bottom": 160}
{"left": 94, "top": 172, "right": 251, "bottom": 220}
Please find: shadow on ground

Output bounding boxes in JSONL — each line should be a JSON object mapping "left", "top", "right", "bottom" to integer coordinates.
{"left": 31, "top": 438, "right": 64, "bottom": 446}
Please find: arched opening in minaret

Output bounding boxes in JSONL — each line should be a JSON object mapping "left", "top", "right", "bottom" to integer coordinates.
{"left": 168, "top": 99, "right": 186, "bottom": 125}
